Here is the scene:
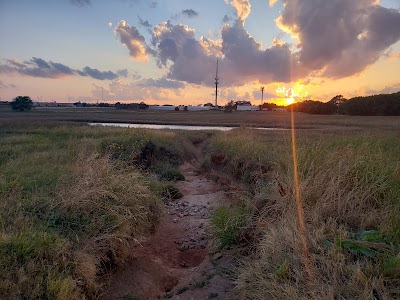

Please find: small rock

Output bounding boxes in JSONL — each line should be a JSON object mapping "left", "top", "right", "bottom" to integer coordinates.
{"left": 179, "top": 261, "right": 187, "bottom": 267}
{"left": 179, "top": 242, "right": 189, "bottom": 251}
{"left": 178, "top": 213, "right": 184, "bottom": 218}
{"left": 212, "top": 253, "right": 223, "bottom": 261}
{"left": 173, "top": 218, "right": 179, "bottom": 223}
{"left": 199, "top": 240, "right": 208, "bottom": 248}
{"left": 199, "top": 223, "right": 204, "bottom": 228}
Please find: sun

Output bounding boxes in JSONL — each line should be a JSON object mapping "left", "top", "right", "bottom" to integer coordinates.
{"left": 285, "top": 97, "right": 295, "bottom": 105}
{"left": 276, "top": 83, "right": 309, "bottom": 106}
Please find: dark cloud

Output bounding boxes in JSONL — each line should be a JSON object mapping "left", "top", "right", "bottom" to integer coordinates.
{"left": 138, "top": 16, "right": 152, "bottom": 28}
{"left": 0, "top": 57, "right": 75, "bottom": 78}
{"left": 138, "top": 77, "right": 185, "bottom": 89}
{"left": 278, "top": 0, "right": 400, "bottom": 78}
{"left": 80, "top": 66, "right": 119, "bottom": 80}
{"left": 114, "top": 20, "right": 152, "bottom": 61}
{"left": 149, "top": 21, "right": 303, "bottom": 86}
{"left": 0, "top": 57, "right": 122, "bottom": 81}
{"left": 117, "top": 69, "right": 129, "bottom": 77}
{"left": 31, "top": 57, "right": 51, "bottom": 69}
{"left": 222, "top": 14, "right": 231, "bottom": 23}
{"left": 220, "top": 21, "right": 304, "bottom": 83}
{"left": 151, "top": 22, "right": 216, "bottom": 85}
{"left": 70, "top": 0, "right": 91, "bottom": 7}
{"left": 182, "top": 9, "right": 199, "bottom": 18}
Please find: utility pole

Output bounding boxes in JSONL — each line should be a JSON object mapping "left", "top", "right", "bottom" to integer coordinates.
{"left": 215, "top": 59, "right": 219, "bottom": 108}
{"left": 261, "top": 86, "right": 265, "bottom": 106}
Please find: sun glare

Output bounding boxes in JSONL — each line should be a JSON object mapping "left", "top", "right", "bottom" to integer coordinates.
{"left": 286, "top": 97, "right": 295, "bottom": 105}
{"left": 275, "top": 83, "right": 309, "bottom": 106}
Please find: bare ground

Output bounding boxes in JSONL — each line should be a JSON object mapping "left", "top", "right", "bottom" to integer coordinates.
{"left": 99, "top": 158, "right": 235, "bottom": 300}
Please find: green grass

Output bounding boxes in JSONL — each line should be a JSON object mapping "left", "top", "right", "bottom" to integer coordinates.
{"left": 0, "top": 122, "right": 194, "bottom": 299}
{"left": 211, "top": 205, "right": 250, "bottom": 247}
{"left": 152, "top": 162, "right": 185, "bottom": 181}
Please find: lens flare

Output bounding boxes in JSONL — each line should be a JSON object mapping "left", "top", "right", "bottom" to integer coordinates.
{"left": 276, "top": 83, "right": 308, "bottom": 105}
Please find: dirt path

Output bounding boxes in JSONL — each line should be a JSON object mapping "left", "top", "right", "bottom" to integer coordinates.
{"left": 100, "top": 157, "right": 234, "bottom": 300}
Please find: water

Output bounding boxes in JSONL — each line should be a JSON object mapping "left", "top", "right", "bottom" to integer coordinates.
{"left": 89, "top": 122, "right": 288, "bottom": 131}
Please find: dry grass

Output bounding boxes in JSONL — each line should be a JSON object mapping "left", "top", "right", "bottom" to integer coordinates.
{"left": 207, "top": 128, "right": 400, "bottom": 299}
{"left": 0, "top": 123, "right": 195, "bottom": 299}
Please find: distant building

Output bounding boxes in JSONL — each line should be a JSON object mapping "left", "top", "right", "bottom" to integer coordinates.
{"left": 35, "top": 102, "right": 74, "bottom": 107}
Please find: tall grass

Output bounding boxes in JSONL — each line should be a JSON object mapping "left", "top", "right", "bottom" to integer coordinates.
{"left": 0, "top": 123, "right": 194, "bottom": 299}
{"left": 207, "top": 129, "right": 400, "bottom": 299}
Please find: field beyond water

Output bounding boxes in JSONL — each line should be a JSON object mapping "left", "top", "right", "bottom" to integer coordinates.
{"left": 1, "top": 105, "right": 400, "bottom": 130}
{"left": 1, "top": 108, "right": 400, "bottom": 299}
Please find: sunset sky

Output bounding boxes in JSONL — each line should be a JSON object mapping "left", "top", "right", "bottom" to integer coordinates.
{"left": 1, "top": 0, "right": 399, "bottom": 106}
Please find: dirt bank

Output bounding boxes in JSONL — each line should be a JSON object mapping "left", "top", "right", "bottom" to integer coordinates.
{"left": 100, "top": 158, "right": 234, "bottom": 300}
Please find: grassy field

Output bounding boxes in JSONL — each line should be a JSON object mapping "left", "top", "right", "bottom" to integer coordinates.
{"left": 0, "top": 121, "right": 196, "bottom": 299}
{"left": 206, "top": 128, "right": 400, "bottom": 299}
{"left": 1, "top": 107, "right": 400, "bottom": 299}
{"left": 1, "top": 105, "right": 399, "bottom": 130}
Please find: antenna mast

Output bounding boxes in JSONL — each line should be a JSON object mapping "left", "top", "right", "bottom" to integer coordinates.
{"left": 215, "top": 59, "right": 219, "bottom": 108}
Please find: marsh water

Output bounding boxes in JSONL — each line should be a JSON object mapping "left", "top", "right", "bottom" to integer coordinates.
{"left": 89, "top": 122, "right": 288, "bottom": 131}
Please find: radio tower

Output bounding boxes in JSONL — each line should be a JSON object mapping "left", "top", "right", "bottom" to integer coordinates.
{"left": 215, "top": 59, "right": 219, "bottom": 108}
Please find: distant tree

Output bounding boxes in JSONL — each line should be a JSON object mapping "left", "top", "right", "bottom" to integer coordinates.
{"left": 10, "top": 96, "right": 33, "bottom": 111}
{"left": 329, "top": 95, "right": 347, "bottom": 106}
{"left": 224, "top": 100, "right": 236, "bottom": 112}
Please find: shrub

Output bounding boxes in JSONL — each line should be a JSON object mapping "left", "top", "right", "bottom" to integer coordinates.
{"left": 211, "top": 206, "right": 249, "bottom": 247}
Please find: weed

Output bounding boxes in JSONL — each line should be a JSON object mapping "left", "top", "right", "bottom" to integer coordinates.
{"left": 176, "top": 286, "right": 189, "bottom": 294}
{"left": 211, "top": 205, "right": 249, "bottom": 247}
{"left": 190, "top": 278, "right": 210, "bottom": 289}
{"left": 274, "top": 258, "right": 289, "bottom": 279}
{"left": 122, "top": 293, "right": 140, "bottom": 300}
{"left": 164, "top": 292, "right": 173, "bottom": 298}
{"left": 150, "top": 181, "right": 183, "bottom": 201}
{"left": 152, "top": 162, "right": 185, "bottom": 181}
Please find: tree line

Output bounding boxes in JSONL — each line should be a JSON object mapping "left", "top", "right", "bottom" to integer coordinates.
{"left": 287, "top": 92, "right": 400, "bottom": 116}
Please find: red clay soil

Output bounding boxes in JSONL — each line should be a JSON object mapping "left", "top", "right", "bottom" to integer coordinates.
{"left": 99, "top": 159, "right": 234, "bottom": 300}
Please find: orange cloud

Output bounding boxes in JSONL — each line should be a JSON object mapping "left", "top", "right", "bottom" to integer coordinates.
{"left": 114, "top": 20, "right": 149, "bottom": 62}
{"left": 269, "top": 0, "right": 278, "bottom": 7}
{"left": 390, "top": 52, "right": 400, "bottom": 59}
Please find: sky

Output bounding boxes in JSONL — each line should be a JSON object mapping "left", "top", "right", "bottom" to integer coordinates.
{"left": 0, "top": 0, "right": 400, "bottom": 106}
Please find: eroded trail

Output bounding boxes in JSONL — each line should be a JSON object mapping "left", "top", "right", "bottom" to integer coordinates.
{"left": 100, "top": 158, "right": 234, "bottom": 300}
